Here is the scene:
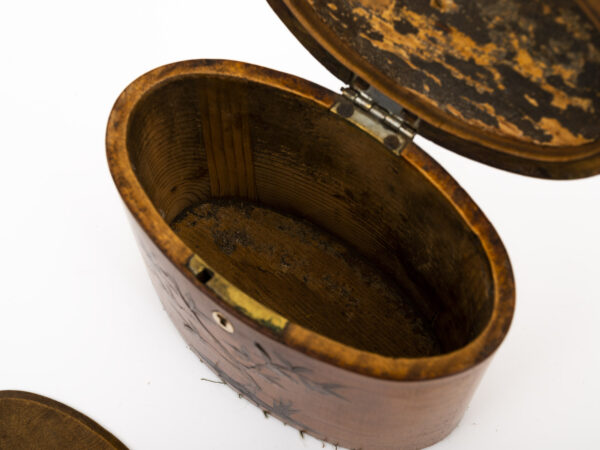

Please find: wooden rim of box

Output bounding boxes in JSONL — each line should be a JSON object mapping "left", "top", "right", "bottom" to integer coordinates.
{"left": 106, "top": 59, "right": 515, "bottom": 381}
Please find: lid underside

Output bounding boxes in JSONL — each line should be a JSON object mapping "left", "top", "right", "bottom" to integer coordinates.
{"left": 270, "top": 0, "right": 600, "bottom": 178}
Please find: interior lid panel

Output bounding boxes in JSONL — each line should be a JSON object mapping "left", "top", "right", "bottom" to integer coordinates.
{"left": 272, "top": 0, "right": 600, "bottom": 179}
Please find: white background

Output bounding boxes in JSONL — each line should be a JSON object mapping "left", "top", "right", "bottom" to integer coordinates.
{"left": 1, "top": 1, "right": 599, "bottom": 449}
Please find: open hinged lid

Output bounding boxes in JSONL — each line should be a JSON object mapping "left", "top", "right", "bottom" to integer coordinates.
{"left": 269, "top": 0, "right": 600, "bottom": 179}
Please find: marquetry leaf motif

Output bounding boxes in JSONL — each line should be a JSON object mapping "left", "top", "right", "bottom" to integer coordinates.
{"left": 137, "top": 240, "right": 348, "bottom": 433}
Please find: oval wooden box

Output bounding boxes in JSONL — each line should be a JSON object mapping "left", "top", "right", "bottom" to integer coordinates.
{"left": 107, "top": 60, "right": 513, "bottom": 449}
{"left": 106, "top": 1, "right": 599, "bottom": 449}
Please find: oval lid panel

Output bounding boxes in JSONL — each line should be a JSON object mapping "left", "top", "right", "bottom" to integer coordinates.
{"left": 0, "top": 391, "right": 126, "bottom": 449}
{"left": 270, "top": 0, "right": 600, "bottom": 179}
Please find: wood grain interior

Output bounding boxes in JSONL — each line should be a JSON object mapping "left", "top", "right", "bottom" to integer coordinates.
{"left": 126, "top": 75, "right": 494, "bottom": 358}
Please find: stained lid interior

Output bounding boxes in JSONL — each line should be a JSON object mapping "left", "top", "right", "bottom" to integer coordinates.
{"left": 270, "top": 0, "right": 600, "bottom": 178}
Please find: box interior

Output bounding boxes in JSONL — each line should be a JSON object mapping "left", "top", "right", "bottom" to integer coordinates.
{"left": 126, "top": 75, "right": 495, "bottom": 358}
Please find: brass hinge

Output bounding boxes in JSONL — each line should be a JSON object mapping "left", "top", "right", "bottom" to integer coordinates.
{"left": 331, "top": 82, "right": 419, "bottom": 155}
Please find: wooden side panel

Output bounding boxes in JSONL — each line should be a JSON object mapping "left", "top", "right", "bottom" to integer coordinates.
{"left": 131, "top": 214, "right": 491, "bottom": 450}
{"left": 200, "top": 79, "right": 257, "bottom": 200}
{"left": 303, "top": 0, "right": 600, "bottom": 147}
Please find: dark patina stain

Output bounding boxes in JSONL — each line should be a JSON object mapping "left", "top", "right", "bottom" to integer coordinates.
{"left": 393, "top": 19, "right": 417, "bottom": 35}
